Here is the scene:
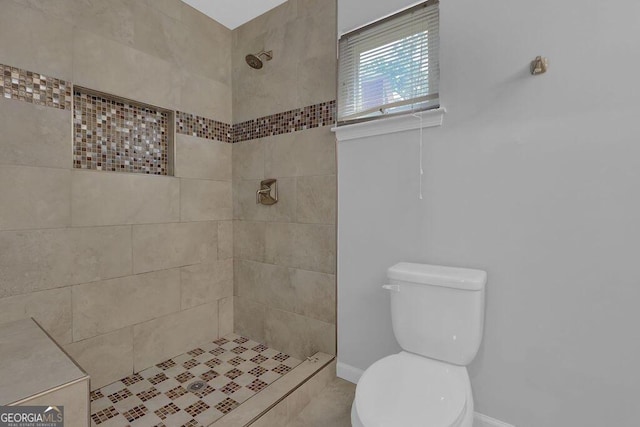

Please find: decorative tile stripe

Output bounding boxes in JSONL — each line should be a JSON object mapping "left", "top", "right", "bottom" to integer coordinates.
{"left": 176, "top": 111, "right": 232, "bottom": 143}
{"left": 233, "top": 100, "right": 336, "bottom": 143}
{"left": 73, "top": 89, "right": 170, "bottom": 175}
{"left": 0, "top": 64, "right": 71, "bottom": 110}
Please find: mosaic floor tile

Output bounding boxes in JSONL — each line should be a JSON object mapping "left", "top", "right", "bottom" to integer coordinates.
{"left": 90, "top": 334, "right": 301, "bottom": 427}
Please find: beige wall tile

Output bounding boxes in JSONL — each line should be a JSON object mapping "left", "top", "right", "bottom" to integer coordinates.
{"left": 233, "top": 178, "right": 296, "bottom": 222}
{"left": 218, "top": 221, "right": 233, "bottom": 260}
{"left": 233, "top": 296, "right": 266, "bottom": 345}
{"left": 232, "top": 66, "right": 299, "bottom": 124}
{"left": 133, "top": 302, "right": 218, "bottom": 370}
{"left": 219, "top": 296, "right": 234, "bottom": 337}
{"left": 145, "top": 0, "right": 181, "bottom": 20}
{"left": 178, "top": 71, "right": 232, "bottom": 124}
{"left": 296, "top": 175, "right": 336, "bottom": 224}
{"left": 233, "top": 221, "right": 266, "bottom": 262}
{"left": 0, "top": 165, "right": 70, "bottom": 231}
{"left": 178, "top": 3, "right": 232, "bottom": 85}
{"left": 264, "top": 128, "right": 336, "bottom": 178}
{"left": 264, "top": 307, "right": 335, "bottom": 359}
{"left": 0, "top": 288, "right": 72, "bottom": 344}
{"left": 72, "top": 0, "right": 135, "bottom": 46}
{"left": 265, "top": 223, "right": 336, "bottom": 274}
{"left": 73, "top": 29, "right": 180, "bottom": 110}
{"left": 65, "top": 327, "right": 134, "bottom": 390}
{"left": 289, "top": 268, "right": 336, "bottom": 325}
{"left": 72, "top": 269, "right": 181, "bottom": 341}
{"left": 0, "top": 226, "right": 132, "bottom": 298}
{"left": 132, "top": 1, "right": 184, "bottom": 64}
{"left": 180, "top": 179, "right": 232, "bottom": 221}
{"left": 0, "top": 101, "right": 71, "bottom": 169}
{"left": 235, "top": 260, "right": 335, "bottom": 324}
{"left": 232, "top": 140, "right": 264, "bottom": 181}
{"left": 234, "top": 260, "right": 288, "bottom": 306}
{"left": 0, "top": 1, "right": 73, "bottom": 80}
{"left": 297, "top": 53, "right": 337, "bottom": 111}
{"left": 71, "top": 171, "right": 180, "bottom": 227}
{"left": 175, "top": 134, "right": 232, "bottom": 181}
{"left": 67, "top": 226, "right": 134, "bottom": 285}
{"left": 132, "top": 222, "right": 217, "bottom": 274}
{"left": 18, "top": 379, "right": 90, "bottom": 427}
{"left": 180, "top": 260, "right": 233, "bottom": 309}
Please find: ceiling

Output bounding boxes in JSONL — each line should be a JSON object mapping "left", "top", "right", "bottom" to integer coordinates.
{"left": 181, "top": 0, "right": 288, "bottom": 29}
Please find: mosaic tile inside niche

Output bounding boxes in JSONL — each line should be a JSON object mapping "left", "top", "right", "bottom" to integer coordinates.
{"left": 176, "top": 111, "right": 232, "bottom": 143}
{"left": 89, "top": 333, "right": 301, "bottom": 427}
{"left": 233, "top": 100, "right": 336, "bottom": 143}
{"left": 0, "top": 64, "right": 71, "bottom": 110}
{"left": 73, "top": 89, "right": 170, "bottom": 175}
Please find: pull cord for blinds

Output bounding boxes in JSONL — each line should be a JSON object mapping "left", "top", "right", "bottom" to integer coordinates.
{"left": 413, "top": 112, "right": 424, "bottom": 200}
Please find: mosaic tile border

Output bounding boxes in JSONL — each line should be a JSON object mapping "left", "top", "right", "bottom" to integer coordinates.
{"left": 0, "top": 64, "right": 71, "bottom": 110}
{"left": 0, "top": 64, "right": 336, "bottom": 149}
{"left": 233, "top": 100, "right": 336, "bottom": 143}
{"left": 176, "top": 111, "right": 232, "bottom": 143}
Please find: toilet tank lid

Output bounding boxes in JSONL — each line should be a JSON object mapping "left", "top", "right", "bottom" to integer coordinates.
{"left": 387, "top": 262, "right": 487, "bottom": 291}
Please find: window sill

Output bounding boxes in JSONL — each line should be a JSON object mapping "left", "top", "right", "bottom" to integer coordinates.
{"left": 332, "top": 107, "right": 445, "bottom": 142}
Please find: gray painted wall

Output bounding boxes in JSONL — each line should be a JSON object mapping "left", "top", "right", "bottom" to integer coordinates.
{"left": 337, "top": 0, "right": 640, "bottom": 425}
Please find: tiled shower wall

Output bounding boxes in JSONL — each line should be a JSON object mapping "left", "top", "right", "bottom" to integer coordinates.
{"left": 232, "top": 0, "right": 338, "bottom": 359}
{"left": 0, "top": 0, "right": 233, "bottom": 389}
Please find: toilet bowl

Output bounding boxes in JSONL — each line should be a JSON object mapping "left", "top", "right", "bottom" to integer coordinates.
{"left": 351, "top": 263, "right": 486, "bottom": 427}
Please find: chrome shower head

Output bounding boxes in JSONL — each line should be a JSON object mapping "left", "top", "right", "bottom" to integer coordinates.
{"left": 246, "top": 50, "right": 273, "bottom": 69}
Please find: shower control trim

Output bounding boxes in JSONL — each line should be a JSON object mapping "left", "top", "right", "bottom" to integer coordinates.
{"left": 257, "top": 179, "right": 278, "bottom": 205}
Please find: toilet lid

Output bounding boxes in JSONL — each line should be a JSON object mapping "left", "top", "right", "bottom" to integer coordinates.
{"left": 355, "top": 352, "right": 468, "bottom": 427}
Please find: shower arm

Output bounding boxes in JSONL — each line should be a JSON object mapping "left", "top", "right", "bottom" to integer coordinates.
{"left": 255, "top": 50, "right": 273, "bottom": 60}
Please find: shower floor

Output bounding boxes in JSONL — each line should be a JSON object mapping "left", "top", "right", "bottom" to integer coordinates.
{"left": 89, "top": 333, "right": 302, "bottom": 427}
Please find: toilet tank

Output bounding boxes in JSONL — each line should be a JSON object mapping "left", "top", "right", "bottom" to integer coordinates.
{"left": 386, "top": 262, "right": 487, "bottom": 366}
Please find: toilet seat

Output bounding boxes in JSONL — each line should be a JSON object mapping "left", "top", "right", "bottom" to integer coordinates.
{"left": 354, "top": 352, "right": 469, "bottom": 427}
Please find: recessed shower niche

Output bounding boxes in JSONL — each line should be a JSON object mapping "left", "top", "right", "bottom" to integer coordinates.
{"left": 73, "top": 87, "right": 174, "bottom": 175}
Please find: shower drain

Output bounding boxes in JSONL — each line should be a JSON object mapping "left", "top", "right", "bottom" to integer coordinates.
{"left": 186, "top": 380, "right": 207, "bottom": 392}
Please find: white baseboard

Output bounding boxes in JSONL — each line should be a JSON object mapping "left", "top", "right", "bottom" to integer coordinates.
{"left": 474, "top": 412, "right": 515, "bottom": 427}
{"left": 336, "top": 361, "right": 364, "bottom": 384}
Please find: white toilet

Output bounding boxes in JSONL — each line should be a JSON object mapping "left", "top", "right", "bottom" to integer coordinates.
{"left": 351, "top": 262, "right": 487, "bottom": 427}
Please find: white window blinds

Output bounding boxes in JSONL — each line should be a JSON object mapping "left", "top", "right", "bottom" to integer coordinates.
{"left": 337, "top": 0, "right": 440, "bottom": 125}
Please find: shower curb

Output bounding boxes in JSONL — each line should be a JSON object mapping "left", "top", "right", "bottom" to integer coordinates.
{"left": 211, "top": 352, "right": 335, "bottom": 427}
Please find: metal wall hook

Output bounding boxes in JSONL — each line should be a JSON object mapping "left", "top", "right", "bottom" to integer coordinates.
{"left": 256, "top": 179, "right": 278, "bottom": 205}
{"left": 530, "top": 56, "right": 549, "bottom": 75}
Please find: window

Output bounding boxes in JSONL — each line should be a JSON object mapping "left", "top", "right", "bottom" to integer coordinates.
{"left": 337, "top": 0, "right": 440, "bottom": 125}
